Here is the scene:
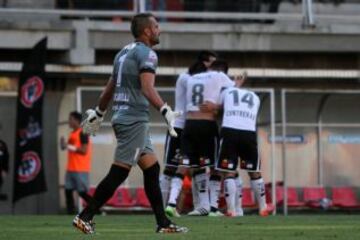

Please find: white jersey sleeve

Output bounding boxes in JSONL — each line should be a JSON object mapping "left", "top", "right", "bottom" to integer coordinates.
{"left": 205, "top": 72, "right": 234, "bottom": 104}
{"left": 219, "top": 72, "right": 235, "bottom": 89}
{"left": 221, "top": 88, "right": 260, "bottom": 132}
{"left": 174, "top": 72, "right": 189, "bottom": 129}
{"left": 217, "top": 72, "right": 235, "bottom": 104}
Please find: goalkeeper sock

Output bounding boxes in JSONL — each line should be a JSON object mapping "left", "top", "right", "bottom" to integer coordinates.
{"left": 167, "top": 173, "right": 184, "bottom": 207}
{"left": 209, "top": 174, "right": 221, "bottom": 212}
{"left": 224, "top": 177, "right": 237, "bottom": 214}
{"left": 79, "top": 164, "right": 129, "bottom": 221}
{"left": 78, "top": 191, "right": 92, "bottom": 205}
{"left": 143, "top": 162, "right": 171, "bottom": 228}
{"left": 250, "top": 177, "right": 266, "bottom": 211}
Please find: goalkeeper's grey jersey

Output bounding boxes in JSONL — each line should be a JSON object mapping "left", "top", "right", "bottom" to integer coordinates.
{"left": 111, "top": 42, "right": 158, "bottom": 125}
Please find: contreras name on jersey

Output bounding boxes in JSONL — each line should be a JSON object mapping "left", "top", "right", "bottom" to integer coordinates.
{"left": 225, "top": 110, "right": 256, "bottom": 120}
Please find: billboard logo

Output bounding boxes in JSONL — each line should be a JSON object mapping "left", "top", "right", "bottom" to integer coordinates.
{"left": 20, "top": 76, "right": 44, "bottom": 108}
{"left": 17, "top": 151, "right": 42, "bottom": 183}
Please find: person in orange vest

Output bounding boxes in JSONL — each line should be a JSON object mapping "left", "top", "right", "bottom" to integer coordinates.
{"left": 61, "top": 111, "right": 92, "bottom": 214}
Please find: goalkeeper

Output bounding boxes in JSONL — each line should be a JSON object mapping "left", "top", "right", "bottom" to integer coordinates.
{"left": 73, "top": 13, "right": 188, "bottom": 234}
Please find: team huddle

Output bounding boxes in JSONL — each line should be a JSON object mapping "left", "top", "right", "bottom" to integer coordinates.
{"left": 160, "top": 51, "right": 274, "bottom": 217}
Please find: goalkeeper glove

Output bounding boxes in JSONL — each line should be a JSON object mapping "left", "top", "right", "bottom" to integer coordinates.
{"left": 82, "top": 106, "right": 105, "bottom": 136}
{"left": 160, "top": 103, "right": 182, "bottom": 137}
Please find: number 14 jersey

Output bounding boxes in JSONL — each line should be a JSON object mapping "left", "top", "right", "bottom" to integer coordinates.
{"left": 220, "top": 87, "right": 260, "bottom": 132}
{"left": 185, "top": 71, "right": 234, "bottom": 112}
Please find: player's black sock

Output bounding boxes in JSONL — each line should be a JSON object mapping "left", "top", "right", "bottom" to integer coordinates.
{"left": 65, "top": 189, "right": 76, "bottom": 214}
{"left": 143, "top": 162, "right": 171, "bottom": 228}
{"left": 78, "top": 191, "right": 92, "bottom": 205}
{"left": 79, "top": 164, "right": 130, "bottom": 221}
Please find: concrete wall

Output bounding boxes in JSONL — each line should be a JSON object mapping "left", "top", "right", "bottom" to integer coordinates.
{"left": 2, "top": 20, "right": 360, "bottom": 65}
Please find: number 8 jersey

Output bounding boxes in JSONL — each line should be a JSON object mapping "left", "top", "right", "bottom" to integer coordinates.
{"left": 185, "top": 71, "right": 234, "bottom": 112}
{"left": 220, "top": 87, "right": 260, "bottom": 132}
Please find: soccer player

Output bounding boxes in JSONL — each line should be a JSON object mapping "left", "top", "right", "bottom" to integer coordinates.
{"left": 165, "top": 60, "right": 234, "bottom": 217}
{"left": 160, "top": 51, "right": 217, "bottom": 209}
{"left": 211, "top": 73, "right": 274, "bottom": 216}
{"left": 73, "top": 13, "right": 188, "bottom": 234}
{"left": 60, "top": 111, "right": 92, "bottom": 214}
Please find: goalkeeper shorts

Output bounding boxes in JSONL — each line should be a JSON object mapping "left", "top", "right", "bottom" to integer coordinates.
{"left": 113, "top": 122, "right": 154, "bottom": 166}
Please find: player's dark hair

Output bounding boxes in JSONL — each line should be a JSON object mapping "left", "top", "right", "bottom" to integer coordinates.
{"left": 131, "top": 13, "right": 155, "bottom": 38}
{"left": 69, "top": 111, "right": 82, "bottom": 123}
{"left": 210, "top": 60, "right": 229, "bottom": 74}
{"left": 188, "top": 61, "right": 207, "bottom": 75}
{"left": 197, "top": 50, "right": 218, "bottom": 62}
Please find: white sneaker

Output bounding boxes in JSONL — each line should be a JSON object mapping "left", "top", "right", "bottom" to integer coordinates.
{"left": 165, "top": 206, "right": 181, "bottom": 217}
{"left": 187, "top": 208, "right": 209, "bottom": 216}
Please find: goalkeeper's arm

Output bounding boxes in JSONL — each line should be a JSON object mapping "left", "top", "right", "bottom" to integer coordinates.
{"left": 98, "top": 76, "right": 116, "bottom": 112}
{"left": 140, "top": 72, "right": 181, "bottom": 137}
{"left": 140, "top": 72, "right": 164, "bottom": 110}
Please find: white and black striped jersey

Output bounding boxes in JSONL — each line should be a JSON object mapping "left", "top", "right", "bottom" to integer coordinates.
{"left": 185, "top": 71, "right": 234, "bottom": 112}
{"left": 220, "top": 87, "right": 260, "bottom": 132}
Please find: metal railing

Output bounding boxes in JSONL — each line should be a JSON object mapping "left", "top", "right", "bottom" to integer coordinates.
{"left": 0, "top": 8, "right": 302, "bottom": 21}
{"left": 1, "top": 62, "right": 360, "bottom": 79}
{"left": 1, "top": 0, "right": 360, "bottom": 27}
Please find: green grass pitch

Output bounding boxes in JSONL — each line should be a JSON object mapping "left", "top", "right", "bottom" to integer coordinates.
{"left": 0, "top": 214, "right": 359, "bottom": 240}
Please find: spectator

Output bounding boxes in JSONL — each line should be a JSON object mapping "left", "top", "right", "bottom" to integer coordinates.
{"left": 60, "top": 111, "right": 93, "bottom": 214}
{"left": 0, "top": 138, "right": 9, "bottom": 200}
